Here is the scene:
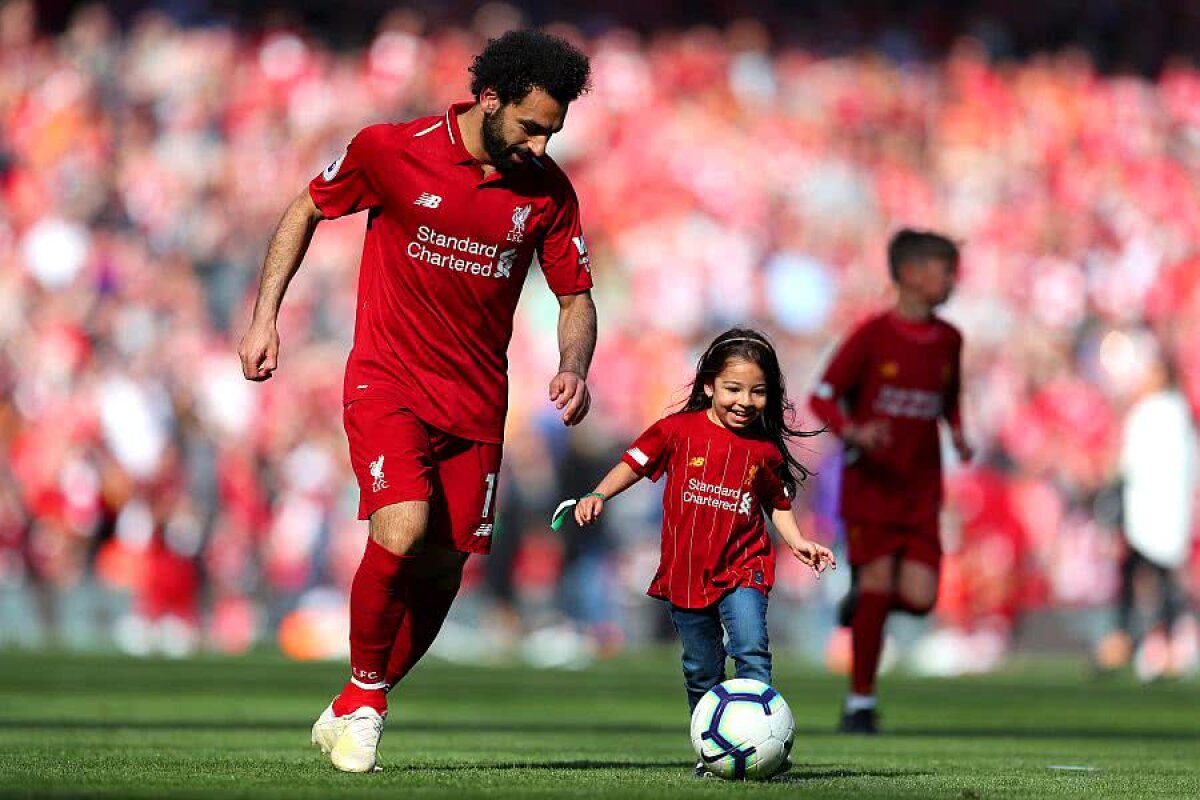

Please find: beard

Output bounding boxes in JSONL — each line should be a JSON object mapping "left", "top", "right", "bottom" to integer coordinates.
{"left": 482, "top": 109, "right": 527, "bottom": 173}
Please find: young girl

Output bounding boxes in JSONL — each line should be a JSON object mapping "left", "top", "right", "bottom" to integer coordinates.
{"left": 560, "top": 328, "right": 834, "bottom": 773}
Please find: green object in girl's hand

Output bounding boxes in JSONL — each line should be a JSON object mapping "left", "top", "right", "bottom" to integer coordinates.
{"left": 550, "top": 499, "right": 577, "bottom": 530}
{"left": 549, "top": 492, "right": 606, "bottom": 530}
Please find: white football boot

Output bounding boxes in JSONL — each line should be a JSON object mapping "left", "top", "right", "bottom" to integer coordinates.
{"left": 310, "top": 701, "right": 348, "bottom": 756}
{"left": 330, "top": 706, "right": 386, "bottom": 773}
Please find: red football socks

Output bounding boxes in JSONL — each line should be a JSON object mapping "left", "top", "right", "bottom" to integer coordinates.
{"left": 333, "top": 682, "right": 387, "bottom": 716}
{"left": 334, "top": 538, "right": 416, "bottom": 716}
{"left": 384, "top": 570, "right": 462, "bottom": 687}
{"left": 850, "top": 591, "right": 891, "bottom": 695}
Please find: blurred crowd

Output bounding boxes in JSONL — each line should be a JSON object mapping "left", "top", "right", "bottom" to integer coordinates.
{"left": 2, "top": 0, "right": 1199, "bottom": 676}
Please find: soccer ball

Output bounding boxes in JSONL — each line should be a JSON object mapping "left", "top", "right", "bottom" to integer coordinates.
{"left": 689, "top": 678, "right": 794, "bottom": 780}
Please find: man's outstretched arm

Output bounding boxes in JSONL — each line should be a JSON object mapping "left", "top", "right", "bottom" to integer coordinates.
{"left": 238, "top": 190, "right": 325, "bottom": 381}
{"left": 548, "top": 290, "right": 597, "bottom": 426}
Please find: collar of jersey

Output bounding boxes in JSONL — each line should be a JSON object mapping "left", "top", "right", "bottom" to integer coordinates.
{"left": 886, "top": 310, "right": 941, "bottom": 343}
{"left": 444, "top": 102, "right": 478, "bottom": 165}
{"left": 444, "top": 101, "right": 513, "bottom": 186}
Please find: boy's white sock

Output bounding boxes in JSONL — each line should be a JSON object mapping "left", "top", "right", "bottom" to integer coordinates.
{"left": 845, "top": 693, "right": 877, "bottom": 713}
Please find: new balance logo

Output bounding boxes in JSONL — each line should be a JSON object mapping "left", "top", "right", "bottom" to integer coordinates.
{"left": 413, "top": 192, "right": 442, "bottom": 209}
{"left": 473, "top": 524, "right": 493, "bottom": 538}
{"left": 369, "top": 455, "right": 388, "bottom": 492}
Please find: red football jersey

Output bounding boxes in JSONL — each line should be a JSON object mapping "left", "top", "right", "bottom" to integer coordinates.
{"left": 308, "top": 103, "right": 593, "bottom": 443}
{"left": 809, "top": 311, "right": 963, "bottom": 527}
{"left": 622, "top": 410, "right": 793, "bottom": 609}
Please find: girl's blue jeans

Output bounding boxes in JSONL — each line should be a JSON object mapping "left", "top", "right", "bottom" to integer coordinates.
{"left": 667, "top": 587, "right": 771, "bottom": 713}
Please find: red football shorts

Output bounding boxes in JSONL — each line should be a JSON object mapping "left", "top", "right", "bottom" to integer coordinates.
{"left": 344, "top": 399, "right": 502, "bottom": 554}
{"left": 844, "top": 518, "right": 942, "bottom": 570}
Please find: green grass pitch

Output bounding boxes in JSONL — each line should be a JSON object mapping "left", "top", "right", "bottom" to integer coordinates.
{"left": 0, "top": 649, "right": 1196, "bottom": 799}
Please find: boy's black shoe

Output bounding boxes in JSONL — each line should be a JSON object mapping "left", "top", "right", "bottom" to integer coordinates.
{"left": 838, "top": 707, "right": 879, "bottom": 734}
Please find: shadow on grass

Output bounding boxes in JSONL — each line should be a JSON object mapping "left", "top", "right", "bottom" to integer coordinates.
{"left": 870, "top": 727, "right": 1200, "bottom": 741}
{"left": 409, "top": 760, "right": 686, "bottom": 771}
{"left": 776, "top": 767, "right": 934, "bottom": 784}
{"left": 376, "top": 761, "right": 935, "bottom": 780}
{"left": 3, "top": 718, "right": 1196, "bottom": 742}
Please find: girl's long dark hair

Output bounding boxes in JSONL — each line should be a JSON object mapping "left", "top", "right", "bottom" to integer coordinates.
{"left": 680, "top": 328, "right": 820, "bottom": 496}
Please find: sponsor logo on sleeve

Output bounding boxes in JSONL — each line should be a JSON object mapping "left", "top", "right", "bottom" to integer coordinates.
{"left": 572, "top": 234, "right": 591, "bottom": 271}
{"left": 322, "top": 150, "right": 347, "bottom": 181}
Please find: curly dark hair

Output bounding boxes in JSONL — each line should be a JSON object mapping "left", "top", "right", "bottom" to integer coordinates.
{"left": 469, "top": 30, "right": 591, "bottom": 106}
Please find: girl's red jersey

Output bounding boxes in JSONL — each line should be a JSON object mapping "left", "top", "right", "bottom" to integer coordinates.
{"left": 622, "top": 410, "right": 792, "bottom": 609}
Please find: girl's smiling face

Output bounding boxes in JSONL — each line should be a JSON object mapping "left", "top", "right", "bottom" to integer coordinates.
{"left": 705, "top": 357, "right": 768, "bottom": 430}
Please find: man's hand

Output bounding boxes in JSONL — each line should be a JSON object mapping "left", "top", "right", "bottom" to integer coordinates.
{"left": 549, "top": 370, "right": 590, "bottom": 426}
{"left": 238, "top": 190, "right": 323, "bottom": 382}
{"left": 238, "top": 320, "right": 280, "bottom": 381}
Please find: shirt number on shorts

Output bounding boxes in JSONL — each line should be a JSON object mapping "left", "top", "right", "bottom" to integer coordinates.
{"left": 481, "top": 472, "right": 497, "bottom": 519}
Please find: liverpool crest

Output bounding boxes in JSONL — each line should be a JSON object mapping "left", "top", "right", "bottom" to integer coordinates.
{"left": 507, "top": 203, "right": 532, "bottom": 243}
